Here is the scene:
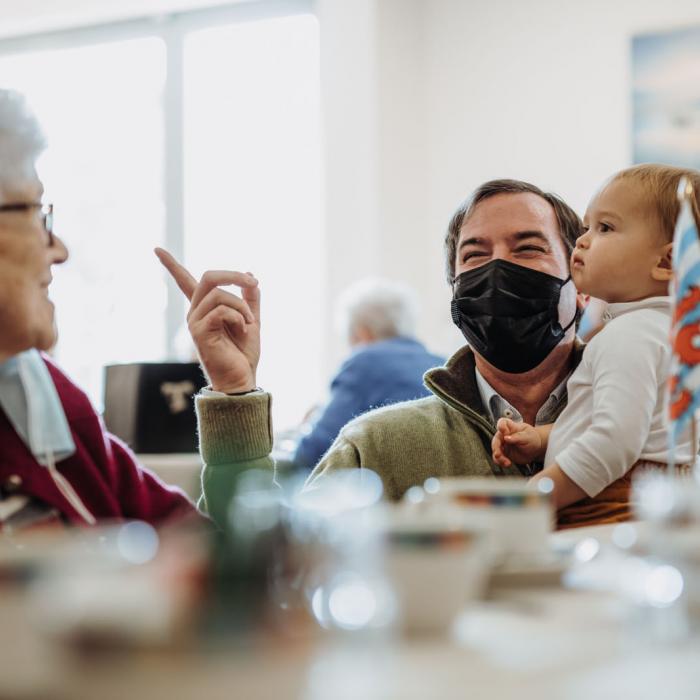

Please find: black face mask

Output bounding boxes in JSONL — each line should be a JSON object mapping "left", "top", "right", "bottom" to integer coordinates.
{"left": 450, "top": 259, "right": 577, "bottom": 374}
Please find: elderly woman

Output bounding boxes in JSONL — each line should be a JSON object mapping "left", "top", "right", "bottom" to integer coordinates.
{"left": 0, "top": 90, "right": 197, "bottom": 529}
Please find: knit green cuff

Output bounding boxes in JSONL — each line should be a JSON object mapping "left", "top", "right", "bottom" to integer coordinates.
{"left": 195, "top": 391, "right": 273, "bottom": 466}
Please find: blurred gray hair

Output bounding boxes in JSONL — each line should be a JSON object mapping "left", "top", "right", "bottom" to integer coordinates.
{"left": 0, "top": 90, "right": 46, "bottom": 202}
{"left": 335, "top": 278, "right": 419, "bottom": 342}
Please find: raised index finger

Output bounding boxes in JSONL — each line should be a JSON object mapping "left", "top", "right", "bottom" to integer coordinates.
{"left": 155, "top": 247, "right": 197, "bottom": 301}
{"left": 191, "top": 270, "right": 259, "bottom": 309}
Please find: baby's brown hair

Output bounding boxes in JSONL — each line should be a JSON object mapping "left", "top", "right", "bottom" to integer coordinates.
{"left": 611, "top": 164, "right": 700, "bottom": 242}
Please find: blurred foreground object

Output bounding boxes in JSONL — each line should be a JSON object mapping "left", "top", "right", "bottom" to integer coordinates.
{"left": 284, "top": 468, "right": 392, "bottom": 636}
{"left": 0, "top": 520, "right": 208, "bottom": 697}
{"left": 297, "top": 469, "right": 491, "bottom": 636}
{"left": 408, "top": 477, "right": 555, "bottom": 568}
{"left": 31, "top": 522, "right": 206, "bottom": 648}
{"left": 632, "top": 470, "right": 700, "bottom": 626}
{"left": 382, "top": 504, "right": 490, "bottom": 634}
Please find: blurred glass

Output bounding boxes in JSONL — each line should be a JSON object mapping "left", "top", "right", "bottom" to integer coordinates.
{"left": 203, "top": 468, "right": 287, "bottom": 640}
{"left": 286, "top": 469, "right": 393, "bottom": 634}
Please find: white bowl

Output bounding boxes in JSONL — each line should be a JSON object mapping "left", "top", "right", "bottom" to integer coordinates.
{"left": 383, "top": 508, "right": 490, "bottom": 635}
{"left": 417, "top": 477, "right": 554, "bottom": 564}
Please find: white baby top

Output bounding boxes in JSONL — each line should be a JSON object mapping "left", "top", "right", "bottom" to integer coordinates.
{"left": 544, "top": 296, "right": 695, "bottom": 497}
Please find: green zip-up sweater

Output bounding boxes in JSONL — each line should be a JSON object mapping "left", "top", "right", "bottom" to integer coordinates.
{"left": 195, "top": 344, "right": 583, "bottom": 526}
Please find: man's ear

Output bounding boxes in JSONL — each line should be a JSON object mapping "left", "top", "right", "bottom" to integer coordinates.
{"left": 651, "top": 242, "right": 673, "bottom": 282}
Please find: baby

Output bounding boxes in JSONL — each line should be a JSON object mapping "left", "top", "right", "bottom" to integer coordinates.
{"left": 492, "top": 164, "right": 700, "bottom": 512}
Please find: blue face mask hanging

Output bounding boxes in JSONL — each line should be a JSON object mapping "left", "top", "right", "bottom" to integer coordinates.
{"left": 0, "top": 349, "right": 75, "bottom": 465}
{"left": 0, "top": 350, "right": 95, "bottom": 525}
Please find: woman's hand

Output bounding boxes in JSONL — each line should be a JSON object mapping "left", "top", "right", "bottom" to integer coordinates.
{"left": 155, "top": 248, "right": 260, "bottom": 394}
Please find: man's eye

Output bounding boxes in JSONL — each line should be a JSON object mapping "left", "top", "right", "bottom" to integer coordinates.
{"left": 462, "top": 251, "right": 487, "bottom": 262}
{"left": 515, "top": 246, "right": 545, "bottom": 254}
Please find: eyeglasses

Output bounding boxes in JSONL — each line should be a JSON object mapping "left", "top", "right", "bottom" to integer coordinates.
{"left": 0, "top": 202, "right": 54, "bottom": 246}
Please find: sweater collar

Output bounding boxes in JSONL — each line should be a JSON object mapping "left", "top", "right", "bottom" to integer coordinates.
{"left": 474, "top": 367, "right": 569, "bottom": 427}
{"left": 423, "top": 340, "right": 585, "bottom": 431}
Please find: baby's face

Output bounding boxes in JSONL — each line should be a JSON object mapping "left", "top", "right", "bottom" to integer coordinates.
{"left": 572, "top": 178, "right": 669, "bottom": 303}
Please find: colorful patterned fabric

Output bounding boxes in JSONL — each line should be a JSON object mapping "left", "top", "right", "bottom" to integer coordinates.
{"left": 668, "top": 187, "right": 700, "bottom": 449}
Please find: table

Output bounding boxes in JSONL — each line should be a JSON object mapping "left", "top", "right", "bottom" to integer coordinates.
{"left": 3, "top": 523, "right": 698, "bottom": 699}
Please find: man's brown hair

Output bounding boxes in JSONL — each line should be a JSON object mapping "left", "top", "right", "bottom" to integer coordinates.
{"left": 610, "top": 164, "right": 700, "bottom": 242}
{"left": 444, "top": 179, "right": 583, "bottom": 284}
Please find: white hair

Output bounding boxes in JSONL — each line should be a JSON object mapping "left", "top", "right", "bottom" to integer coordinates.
{"left": 0, "top": 89, "right": 46, "bottom": 202}
{"left": 335, "top": 277, "right": 419, "bottom": 342}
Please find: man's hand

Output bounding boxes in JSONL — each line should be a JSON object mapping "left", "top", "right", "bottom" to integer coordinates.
{"left": 155, "top": 248, "right": 260, "bottom": 394}
{"left": 491, "top": 417, "right": 544, "bottom": 467}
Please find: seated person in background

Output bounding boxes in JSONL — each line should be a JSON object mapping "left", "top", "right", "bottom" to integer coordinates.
{"left": 0, "top": 89, "right": 198, "bottom": 529}
{"left": 492, "top": 165, "right": 700, "bottom": 527}
{"left": 293, "top": 278, "right": 444, "bottom": 469}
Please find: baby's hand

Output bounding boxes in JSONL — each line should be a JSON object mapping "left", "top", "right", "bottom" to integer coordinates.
{"left": 491, "top": 418, "right": 543, "bottom": 467}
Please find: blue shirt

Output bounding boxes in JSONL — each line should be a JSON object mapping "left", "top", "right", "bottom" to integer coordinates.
{"left": 293, "top": 337, "right": 444, "bottom": 469}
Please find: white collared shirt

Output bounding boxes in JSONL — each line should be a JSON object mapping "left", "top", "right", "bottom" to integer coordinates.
{"left": 474, "top": 368, "right": 569, "bottom": 427}
{"left": 545, "top": 296, "right": 695, "bottom": 497}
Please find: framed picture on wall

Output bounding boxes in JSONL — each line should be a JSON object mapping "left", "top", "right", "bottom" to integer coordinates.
{"left": 632, "top": 25, "right": 700, "bottom": 168}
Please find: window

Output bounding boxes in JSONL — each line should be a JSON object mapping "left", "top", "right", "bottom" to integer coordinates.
{"left": 183, "top": 14, "right": 322, "bottom": 431}
{"left": 0, "top": 2, "right": 321, "bottom": 431}
{"left": 0, "top": 38, "right": 168, "bottom": 404}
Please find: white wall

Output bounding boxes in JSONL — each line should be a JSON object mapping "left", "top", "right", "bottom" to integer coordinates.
{"left": 2, "top": 0, "right": 700, "bottom": 388}
{"left": 314, "top": 0, "right": 437, "bottom": 374}
{"left": 425, "top": 0, "right": 700, "bottom": 353}
{"left": 423, "top": 0, "right": 700, "bottom": 239}
{"left": 318, "top": 0, "right": 700, "bottom": 370}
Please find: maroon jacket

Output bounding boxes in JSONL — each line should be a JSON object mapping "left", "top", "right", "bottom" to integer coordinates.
{"left": 0, "top": 357, "right": 200, "bottom": 526}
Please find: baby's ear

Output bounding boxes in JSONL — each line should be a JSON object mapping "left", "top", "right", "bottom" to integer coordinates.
{"left": 651, "top": 242, "right": 673, "bottom": 282}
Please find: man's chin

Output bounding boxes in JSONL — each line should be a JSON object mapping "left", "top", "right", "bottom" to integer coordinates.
{"left": 473, "top": 341, "right": 573, "bottom": 378}
{"left": 472, "top": 351, "right": 533, "bottom": 377}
